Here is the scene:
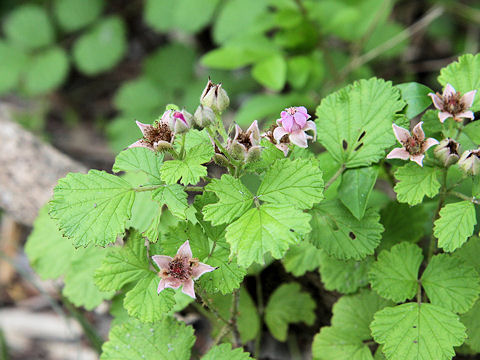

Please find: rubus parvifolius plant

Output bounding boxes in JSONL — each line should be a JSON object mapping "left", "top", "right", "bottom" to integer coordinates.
{"left": 25, "top": 54, "right": 480, "bottom": 360}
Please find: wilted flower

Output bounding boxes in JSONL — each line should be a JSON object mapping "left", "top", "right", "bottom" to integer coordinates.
{"left": 162, "top": 109, "right": 193, "bottom": 134}
{"left": 194, "top": 105, "right": 216, "bottom": 128}
{"left": 227, "top": 120, "right": 262, "bottom": 162}
{"left": 434, "top": 138, "right": 460, "bottom": 167}
{"left": 152, "top": 241, "right": 216, "bottom": 299}
{"left": 428, "top": 84, "right": 476, "bottom": 123}
{"left": 128, "top": 120, "right": 174, "bottom": 152}
{"left": 273, "top": 106, "right": 316, "bottom": 149}
{"left": 200, "top": 79, "right": 230, "bottom": 113}
{"left": 458, "top": 148, "right": 480, "bottom": 176}
{"left": 262, "top": 124, "right": 290, "bottom": 156}
{"left": 386, "top": 122, "right": 439, "bottom": 167}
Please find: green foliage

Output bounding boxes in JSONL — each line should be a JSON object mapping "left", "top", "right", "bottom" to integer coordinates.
{"left": 393, "top": 163, "right": 441, "bottom": 206}
{"left": 265, "top": 283, "right": 315, "bottom": 342}
{"left": 316, "top": 78, "right": 405, "bottom": 167}
{"left": 371, "top": 303, "right": 466, "bottom": 360}
{"left": 433, "top": 201, "right": 477, "bottom": 252}
{"left": 202, "top": 344, "right": 252, "bottom": 360}
{"left": 438, "top": 53, "right": 480, "bottom": 111}
{"left": 282, "top": 241, "right": 323, "bottom": 276}
{"left": 24, "top": 47, "right": 69, "bottom": 95}
{"left": 114, "top": 78, "right": 163, "bottom": 113}
{"left": 251, "top": 53, "right": 287, "bottom": 91}
{"left": 4, "top": 5, "right": 54, "bottom": 50}
{"left": 313, "top": 327, "right": 374, "bottom": 360}
{"left": 113, "top": 148, "right": 164, "bottom": 183}
{"left": 53, "top": 0, "right": 104, "bottom": 32}
{"left": 369, "top": 243, "right": 423, "bottom": 303}
{"left": 460, "top": 300, "right": 480, "bottom": 352}
{"left": 396, "top": 82, "right": 433, "bottom": 119}
{"left": 100, "top": 317, "right": 195, "bottom": 360}
{"left": 0, "top": 41, "right": 27, "bottom": 94}
{"left": 319, "top": 251, "right": 373, "bottom": 294}
{"left": 161, "top": 143, "right": 214, "bottom": 185}
{"left": 338, "top": 166, "right": 378, "bottom": 220}
{"left": 50, "top": 170, "right": 135, "bottom": 247}
{"left": 151, "top": 185, "right": 188, "bottom": 219}
{"left": 310, "top": 200, "right": 384, "bottom": 260}
{"left": 421, "top": 254, "right": 480, "bottom": 314}
{"left": 73, "top": 16, "right": 127, "bottom": 75}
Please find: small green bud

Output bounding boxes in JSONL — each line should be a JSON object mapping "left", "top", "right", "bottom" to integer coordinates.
{"left": 434, "top": 138, "right": 460, "bottom": 167}
{"left": 194, "top": 105, "right": 216, "bottom": 128}
{"left": 200, "top": 79, "right": 230, "bottom": 113}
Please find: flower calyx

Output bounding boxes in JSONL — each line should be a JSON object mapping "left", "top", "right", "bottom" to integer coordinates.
{"left": 428, "top": 83, "right": 476, "bottom": 123}
{"left": 458, "top": 148, "right": 480, "bottom": 176}
{"left": 227, "top": 120, "right": 262, "bottom": 163}
{"left": 434, "top": 138, "right": 460, "bottom": 167}
{"left": 162, "top": 109, "right": 193, "bottom": 134}
{"left": 200, "top": 79, "right": 230, "bottom": 113}
{"left": 129, "top": 119, "right": 174, "bottom": 152}
{"left": 194, "top": 104, "right": 216, "bottom": 128}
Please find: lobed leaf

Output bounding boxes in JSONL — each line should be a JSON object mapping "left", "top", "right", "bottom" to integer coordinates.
{"left": 113, "top": 147, "right": 164, "bottom": 182}
{"left": 151, "top": 184, "right": 188, "bottom": 219}
{"left": 393, "top": 163, "right": 441, "bottom": 206}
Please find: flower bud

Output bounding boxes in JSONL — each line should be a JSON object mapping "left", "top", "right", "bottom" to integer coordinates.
{"left": 161, "top": 109, "right": 192, "bottom": 134}
{"left": 434, "top": 138, "right": 460, "bottom": 167}
{"left": 213, "top": 153, "right": 229, "bottom": 168}
{"left": 194, "top": 105, "right": 216, "bottom": 128}
{"left": 200, "top": 79, "right": 230, "bottom": 113}
{"left": 458, "top": 149, "right": 480, "bottom": 176}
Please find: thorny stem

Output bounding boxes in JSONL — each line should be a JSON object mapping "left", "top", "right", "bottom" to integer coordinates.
{"left": 254, "top": 273, "right": 264, "bottom": 359}
{"left": 450, "top": 191, "right": 480, "bottom": 205}
{"left": 324, "top": 164, "right": 346, "bottom": 190}
{"left": 230, "top": 289, "right": 241, "bottom": 348}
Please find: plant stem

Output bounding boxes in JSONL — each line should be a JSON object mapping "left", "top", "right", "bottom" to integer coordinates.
{"left": 427, "top": 169, "right": 447, "bottom": 261}
{"left": 324, "top": 164, "right": 346, "bottom": 190}
{"left": 185, "top": 186, "right": 204, "bottom": 192}
{"left": 206, "top": 127, "right": 238, "bottom": 170}
{"left": 416, "top": 280, "right": 422, "bottom": 305}
{"left": 449, "top": 191, "right": 480, "bottom": 205}
{"left": 287, "top": 333, "right": 302, "bottom": 360}
{"left": 211, "top": 324, "right": 230, "bottom": 348}
{"left": 230, "top": 289, "right": 241, "bottom": 348}
{"left": 179, "top": 133, "right": 186, "bottom": 160}
{"left": 133, "top": 185, "right": 163, "bottom": 192}
{"left": 254, "top": 273, "right": 264, "bottom": 359}
{"left": 0, "top": 328, "right": 8, "bottom": 360}
{"left": 197, "top": 290, "right": 230, "bottom": 326}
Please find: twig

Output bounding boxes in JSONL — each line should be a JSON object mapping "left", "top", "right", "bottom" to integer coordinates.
{"left": 230, "top": 289, "right": 241, "bottom": 348}
{"left": 211, "top": 324, "right": 230, "bottom": 348}
{"left": 324, "top": 164, "right": 346, "bottom": 190}
{"left": 450, "top": 191, "right": 480, "bottom": 205}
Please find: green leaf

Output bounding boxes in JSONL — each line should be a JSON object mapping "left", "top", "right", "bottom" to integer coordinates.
{"left": 143, "top": 0, "right": 175, "bottom": 32}
{"left": 433, "top": 201, "right": 477, "bottom": 252}
{"left": 319, "top": 251, "right": 373, "bottom": 294}
{"left": 0, "top": 41, "right": 27, "bottom": 94}
{"left": 25, "top": 205, "right": 75, "bottom": 279}
{"left": 63, "top": 246, "right": 114, "bottom": 310}
{"left": 379, "top": 202, "right": 428, "bottom": 251}
{"left": 151, "top": 184, "right": 188, "bottom": 219}
{"left": 257, "top": 159, "right": 324, "bottom": 209}
{"left": 160, "top": 143, "right": 213, "bottom": 185}
{"left": 24, "top": 47, "right": 69, "bottom": 95}
{"left": 124, "top": 272, "right": 176, "bottom": 322}
{"left": 94, "top": 231, "right": 150, "bottom": 291}
{"left": 100, "top": 317, "right": 195, "bottom": 360}
{"left": 113, "top": 147, "right": 164, "bottom": 183}
{"left": 202, "top": 344, "right": 252, "bottom": 360}
{"left": 312, "top": 327, "right": 374, "bottom": 360}
{"left": 73, "top": 16, "right": 127, "bottom": 75}
{"left": 338, "top": 166, "right": 378, "bottom": 220}
{"left": 438, "top": 54, "right": 480, "bottom": 112}
{"left": 371, "top": 303, "right": 466, "bottom": 360}
{"left": 226, "top": 204, "right": 311, "bottom": 267}
{"left": 283, "top": 241, "right": 323, "bottom": 277}
{"left": 396, "top": 82, "right": 433, "bottom": 119}
{"left": 203, "top": 175, "right": 253, "bottom": 226}
{"left": 309, "top": 200, "right": 383, "bottom": 260}
{"left": 287, "top": 55, "right": 313, "bottom": 89}
{"left": 113, "top": 78, "right": 162, "bottom": 113}
{"left": 127, "top": 190, "right": 158, "bottom": 233}
{"left": 453, "top": 236, "right": 480, "bottom": 274}
{"left": 53, "top": 0, "right": 104, "bottom": 32}
{"left": 251, "top": 53, "right": 287, "bottom": 91}
{"left": 460, "top": 299, "right": 480, "bottom": 352}
{"left": 265, "top": 282, "right": 315, "bottom": 342}
{"left": 369, "top": 242, "right": 423, "bottom": 302}
{"left": 464, "top": 121, "right": 480, "bottom": 144}
{"left": 4, "top": 5, "right": 54, "bottom": 50}
{"left": 316, "top": 78, "right": 405, "bottom": 167}
{"left": 49, "top": 170, "right": 135, "bottom": 247}
{"left": 197, "top": 246, "right": 246, "bottom": 295}
{"left": 421, "top": 253, "right": 480, "bottom": 314}
{"left": 393, "top": 163, "right": 441, "bottom": 206}
{"left": 174, "top": 0, "right": 220, "bottom": 34}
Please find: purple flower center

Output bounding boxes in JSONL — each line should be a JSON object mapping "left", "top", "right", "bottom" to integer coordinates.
{"left": 168, "top": 257, "right": 191, "bottom": 281}
{"left": 173, "top": 111, "right": 187, "bottom": 125}
{"left": 405, "top": 137, "right": 423, "bottom": 155}
{"left": 444, "top": 93, "right": 465, "bottom": 114}
{"left": 286, "top": 107, "right": 297, "bottom": 115}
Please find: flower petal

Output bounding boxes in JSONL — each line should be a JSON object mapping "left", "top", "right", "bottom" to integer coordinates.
{"left": 176, "top": 240, "right": 193, "bottom": 259}
{"left": 296, "top": 106, "right": 310, "bottom": 118}
{"left": 410, "top": 154, "right": 425, "bottom": 167}
{"left": 273, "top": 126, "right": 288, "bottom": 142}
{"left": 386, "top": 147, "right": 410, "bottom": 160}
{"left": 461, "top": 90, "right": 477, "bottom": 109}
{"left": 428, "top": 93, "right": 444, "bottom": 110}
{"left": 289, "top": 130, "right": 308, "bottom": 148}
{"left": 157, "top": 279, "right": 167, "bottom": 294}
{"left": 293, "top": 111, "right": 307, "bottom": 128}
{"left": 438, "top": 111, "right": 452, "bottom": 123}
{"left": 423, "top": 137, "right": 440, "bottom": 151}
{"left": 304, "top": 120, "right": 317, "bottom": 141}
{"left": 233, "top": 124, "right": 242, "bottom": 140}
{"left": 443, "top": 83, "right": 456, "bottom": 98}
{"left": 152, "top": 255, "right": 172, "bottom": 271}
{"left": 392, "top": 124, "right": 411, "bottom": 144}
{"left": 128, "top": 140, "right": 152, "bottom": 150}
{"left": 455, "top": 111, "right": 475, "bottom": 120}
{"left": 412, "top": 121, "right": 425, "bottom": 142}
{"left": 276, "top": 143, "right": 289, "bottom": 156}
{"left": 192, "top": 262, "right": 217, "bottom": 280}
{"left": 181, "top": 279, "right": 196, "bottom": 299}
{"left": 281, "top": 114, "right": 294, "bottom": 132}
{"left": 136, "top": 121, "right": 151, "bottom": 137}
{"left": 164, "top": 278, "right": 182, "bottom": 290}
{"left": 247, "top": 120, "right": 260, "bottom": 141}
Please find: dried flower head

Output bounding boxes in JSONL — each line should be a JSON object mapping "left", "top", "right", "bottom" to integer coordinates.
{"left": 273, "top": 106, "right": 316, "bottom": 150}
{"left": 428, "top": 84, "right": 476, "bottom": 123}
{"left": 152, "top": 241, "right": 216, "bottom": 299}
{"left": 386, "top": 122, "right": 439, "bottom": 167}
{"left": 227, "top": 120, "right": 262, "bottom": 162}
{"left": 458, "top": 148, "right": 480, "bottom": 176}
{"left": 128, "top": 120, "right": 174, "bottom": 152}
{"left": 434, "top": 138, "right": 460, "bottom": 167}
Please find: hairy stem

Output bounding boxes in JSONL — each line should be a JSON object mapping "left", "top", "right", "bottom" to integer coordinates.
{"left": 179, "top": 133, "right": 186, "bottom": 160}
{"left": 417, "top": 280, "right": 422, "bottom": 305}
{"left": 324, "top": 164, "right": 346, "bottom": 190}
{"left": 449, "top": 191, "right": 480, "bottom": 205}
{"left": 230, "top": 289, "right": 241, "bottom": 348}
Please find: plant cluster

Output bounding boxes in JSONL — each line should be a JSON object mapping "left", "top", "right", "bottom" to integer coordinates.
{"left": 26, "top": 53, "right": 480, "bottom": 359}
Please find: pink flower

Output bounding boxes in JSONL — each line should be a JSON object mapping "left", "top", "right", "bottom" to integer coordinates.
{"left": 161, "top": 109, "right": 193, "bottom": 134}
{"left": 273, "top": 106, "right": 316, "bottom": 149}
{"left": 386, "top": 122, "right": 439, "bottom": 167}
{"left": 227, "top": 120, "right": 262, "bottom": 162}
{"left": 152, "top": 241, "right": 216, "bottom": 299}
{"left": 128, "top": 120, "right": 174, "bottom": 151}
{"left": 428, "top": 84, "right": 476, "bottom": 123}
